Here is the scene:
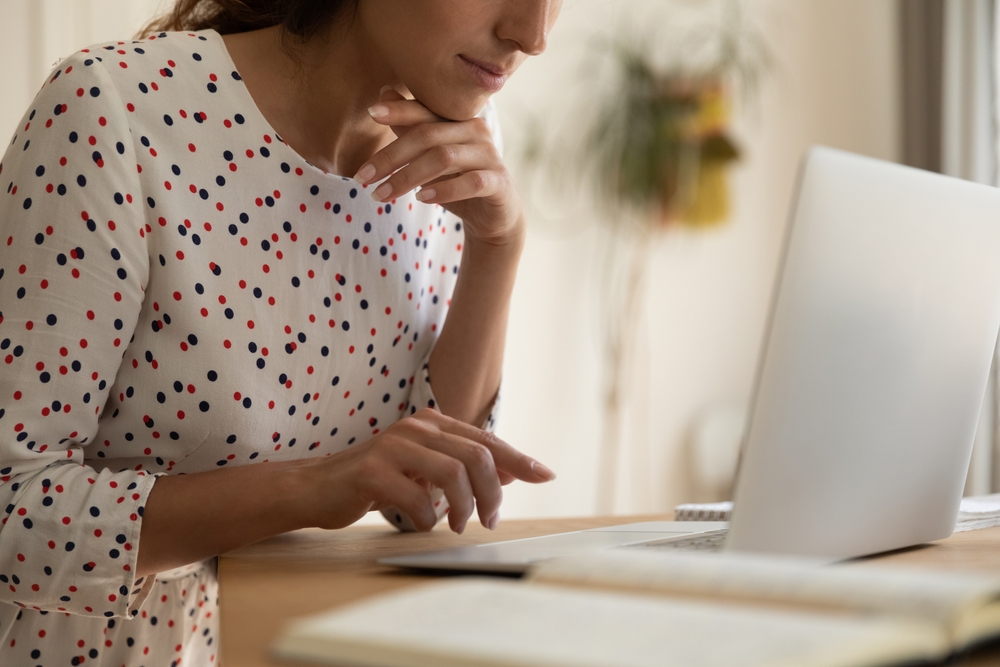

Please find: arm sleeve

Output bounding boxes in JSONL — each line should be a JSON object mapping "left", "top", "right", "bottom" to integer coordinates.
{"left": 0, "top": 51, "right": 160, "bottom": 618}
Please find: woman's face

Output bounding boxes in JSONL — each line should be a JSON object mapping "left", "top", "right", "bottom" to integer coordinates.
{"left": 358, "top": 0, "right": 563, "bottom": 120}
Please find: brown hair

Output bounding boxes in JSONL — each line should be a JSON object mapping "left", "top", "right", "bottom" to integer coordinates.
{"left": 138, "top": 0, "right": 357, "bottom": 41}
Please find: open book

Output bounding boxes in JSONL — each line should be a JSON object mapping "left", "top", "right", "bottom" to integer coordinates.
{"left": 272, "top": 550, "right": 1000, "bottom": 667}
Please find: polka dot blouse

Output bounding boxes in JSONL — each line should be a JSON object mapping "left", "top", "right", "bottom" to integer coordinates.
{"left": 0, "top": 28, "right": 502, "bottom": 665}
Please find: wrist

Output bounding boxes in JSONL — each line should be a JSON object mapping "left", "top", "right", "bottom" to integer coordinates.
{"left": 465, "top": 216, "right": 526, "bottom": 259}
{"left": 281, "top": 457, "right": 328, "bottom": 530}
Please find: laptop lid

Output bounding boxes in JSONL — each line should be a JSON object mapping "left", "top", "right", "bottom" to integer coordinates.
{"left": 726, "top": 147, "right": 1000, "bottom": 559}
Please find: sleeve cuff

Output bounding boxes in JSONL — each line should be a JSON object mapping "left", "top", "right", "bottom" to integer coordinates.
{"left": 0, "top": 466, "right": 163, "bottom": 619}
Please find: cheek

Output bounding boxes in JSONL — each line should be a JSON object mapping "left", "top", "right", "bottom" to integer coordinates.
{"left": 364, "top": 0, "right": 457, "bottom": 66}
{"left": 361, "top": 1, "right": 435, "bottom": 67}
{"left": 360, "top": 1, "right": 493, "bottom": 119}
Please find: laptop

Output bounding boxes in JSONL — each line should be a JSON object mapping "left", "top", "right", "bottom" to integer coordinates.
{"left": 380, "top": 146, "right": 1000, "bottom": 574}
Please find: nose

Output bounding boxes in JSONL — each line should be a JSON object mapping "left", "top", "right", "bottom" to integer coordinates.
{"left": 498, "top": 0, "right": 557, "bottom": 56}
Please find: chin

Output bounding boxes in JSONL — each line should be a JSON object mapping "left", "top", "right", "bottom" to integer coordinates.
{"left": 417, "top": 89, "right": 491, "bottom": 122}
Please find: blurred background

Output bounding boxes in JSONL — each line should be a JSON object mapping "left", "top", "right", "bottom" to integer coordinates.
{"left": 1, "top": 0, "right": 997, "bottom": 521}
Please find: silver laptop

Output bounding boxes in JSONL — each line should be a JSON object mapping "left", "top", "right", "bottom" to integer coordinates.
{"left": 380, "top": 146, "right": 1000, "bottom": 573}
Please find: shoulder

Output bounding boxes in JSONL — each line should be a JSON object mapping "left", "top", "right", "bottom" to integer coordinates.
{"left": 67, "top": 29, "right": 220, "bottom": 70}
{"left": 37, "top": 30, "right": 223, "bottom": 106}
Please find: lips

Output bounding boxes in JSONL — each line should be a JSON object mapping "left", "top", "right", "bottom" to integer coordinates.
{"left": 458, "top": 55, "right": 509, "bottom": 92}
{"left": 460, "top": 55, "right": 512, "bottom": 78}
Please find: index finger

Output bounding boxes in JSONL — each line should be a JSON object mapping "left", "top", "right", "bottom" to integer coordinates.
{"left": 368, "top": 98, "right": 446, "bottom": 128}
{"left": 420, "top": 409, "right": 556, "bottom": 483}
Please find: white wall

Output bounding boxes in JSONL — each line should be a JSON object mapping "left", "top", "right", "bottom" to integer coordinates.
{"left": 492, "top": 0, "right": 902, "bottom": 518}
{"left": 0, "top": 0, "right": 902, "bottom": 520}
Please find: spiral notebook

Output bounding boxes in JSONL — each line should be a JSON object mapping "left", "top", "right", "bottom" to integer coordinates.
{"left": 675, "top": 494, "right": 1000, "bottom": 531}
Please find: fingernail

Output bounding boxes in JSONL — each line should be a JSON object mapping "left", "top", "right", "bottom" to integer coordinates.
{"left": 531, "top": 460, "right": 556, "bottom": 480}
{"left": 367, "top": 104, "right": 389, "bottom": 119}
{"left": 353, "top": 163, "right": 376, "bottom": 184}
{"left": 489, "top": 513, "right": 499, "bottom": 530}
{"left": 372, "top": 182, "right": 392, "bottom": 201}
{"left": 379, "top": 85, "right": 394, "bottom": 95}
{"left": 415, "top": 188, "right": 436, "bottom": 202}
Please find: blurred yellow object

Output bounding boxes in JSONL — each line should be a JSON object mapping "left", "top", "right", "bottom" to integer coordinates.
{"left": 696, "top": 83, "right": 729, "bottom": 135}
{"left": 662, "top": 84, "right": 739, "bottom": 228}
{"left": 683, "top": 157, "right": 731, "bottom": 227}
{"left": 680, "top": 84, "right": 738, "bottom": 227}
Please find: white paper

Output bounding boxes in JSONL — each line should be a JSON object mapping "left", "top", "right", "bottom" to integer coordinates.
{"left": 956, "top": 493, "right": 1000, "bottom": 532}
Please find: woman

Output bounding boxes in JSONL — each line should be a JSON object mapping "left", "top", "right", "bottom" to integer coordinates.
{"left": 0, "top": 0, "right": 561, "bottom": 662}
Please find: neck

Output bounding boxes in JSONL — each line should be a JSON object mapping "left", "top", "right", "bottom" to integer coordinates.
{"left": 221, "top": 22, "right": 400, "bottom": 178}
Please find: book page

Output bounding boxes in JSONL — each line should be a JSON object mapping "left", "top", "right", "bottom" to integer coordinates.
{"left": 956, "top": 493, "right": 1000, "bottom": 532}
{"left": 530, "top": 550, "right": 1000, "bottom": 644}
{"left": 273, "top": 578, "right": 945, "bottom": 667}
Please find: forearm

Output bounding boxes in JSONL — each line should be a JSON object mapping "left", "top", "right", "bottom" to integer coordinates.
{"left": 138, "top": 407, "right": 554, "bottom": 576}
{"left": 136, "top": 458, "right": 317, "bottom": 578}
{"left": 428, "top": 223, "right": 525, "bottom": 425}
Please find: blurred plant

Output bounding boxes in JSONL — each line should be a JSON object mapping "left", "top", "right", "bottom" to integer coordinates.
{"left": 537, "top": 0, "right": 771, "bottom": 513}
{"left": 589, "top": 70, "right": 737, "bottom": 227}
{"left": 580, "top": 0, "right": 768, "bottom": 229}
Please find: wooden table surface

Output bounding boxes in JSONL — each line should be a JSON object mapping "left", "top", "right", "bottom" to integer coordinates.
{"left": 219, "top": 516, "right": 1000, "bottom": 667}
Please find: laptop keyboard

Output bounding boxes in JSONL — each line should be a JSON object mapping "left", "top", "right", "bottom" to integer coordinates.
{"left": 637, "top": 528, "right": 729, "bottom": 552}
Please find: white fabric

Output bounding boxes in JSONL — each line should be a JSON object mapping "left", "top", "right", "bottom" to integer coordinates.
{"left": 0, "top": 28, "right": 501, "bottom": 664}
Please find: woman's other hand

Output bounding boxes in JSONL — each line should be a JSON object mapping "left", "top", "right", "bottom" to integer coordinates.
{"left": 353, "top": 87, "right": 525, "bottom": 248}
{"left": 304, "top": 408, "right": 555, "bottom": 534}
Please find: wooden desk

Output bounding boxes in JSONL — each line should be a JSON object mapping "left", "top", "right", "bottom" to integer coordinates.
{"left": 219, "top": 516, "right": 1000, "bottom": 667}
